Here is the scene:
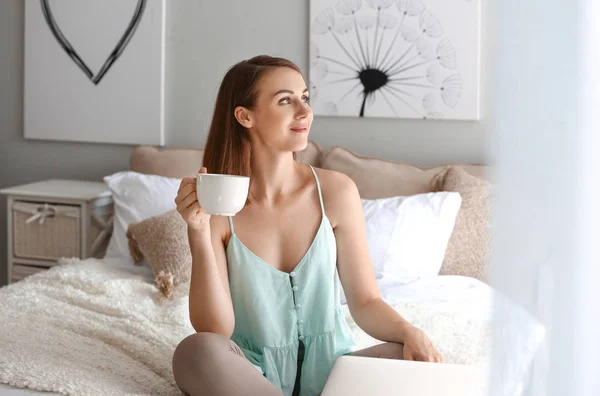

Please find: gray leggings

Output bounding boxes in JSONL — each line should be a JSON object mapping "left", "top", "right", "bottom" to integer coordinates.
{"left": 172, "top": 332, "right": 404, "bottom": 396}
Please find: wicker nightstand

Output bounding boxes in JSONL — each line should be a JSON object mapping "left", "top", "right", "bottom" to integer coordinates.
{"left": 0, "top": 179, "right": 113, "bottom": 284}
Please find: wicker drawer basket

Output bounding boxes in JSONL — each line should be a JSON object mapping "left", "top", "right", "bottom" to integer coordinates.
{"left": 12, "top": 201, "right": 81, "bottom": 260}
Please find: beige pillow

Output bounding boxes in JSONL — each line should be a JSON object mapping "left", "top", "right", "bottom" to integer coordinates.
{"left": 320, "top": 146, "right": 489, "bottom": 199}
{"left": 126, "top": 210, "right": 191, "bottom": 298}
{"left": 431, "top": 166, "right": 492, "bottom": 282}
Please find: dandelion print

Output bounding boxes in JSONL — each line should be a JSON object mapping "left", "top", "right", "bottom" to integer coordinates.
{"left": 309, "top": 0, "right": 481, "bottom": 120}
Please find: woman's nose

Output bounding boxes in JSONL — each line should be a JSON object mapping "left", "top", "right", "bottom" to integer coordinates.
{"left": 295, "top": 103, "right": 311, "bottom": 119}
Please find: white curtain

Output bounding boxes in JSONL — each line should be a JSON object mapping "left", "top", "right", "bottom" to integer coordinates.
{"left": 488, "top": 1, "right": 600, "bottom": 395}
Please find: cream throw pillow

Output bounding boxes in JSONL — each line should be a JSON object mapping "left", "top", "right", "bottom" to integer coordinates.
{"left": 126, "top": 210, "right": 191, "bottom": 298}
{"left": 431, "top": 166, "right": 492, "bottom": 282}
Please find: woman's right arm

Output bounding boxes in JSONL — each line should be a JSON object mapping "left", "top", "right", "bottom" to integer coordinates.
{"left": 187, "top": 220, "right": 235, "bottom": 337}
{"left": 175, "top": 169, "right": 235, "bottom": 337}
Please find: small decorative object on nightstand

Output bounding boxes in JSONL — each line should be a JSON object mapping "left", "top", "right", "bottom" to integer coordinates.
{"left": 0, "top": 179, "right": 113, "bottom": 284}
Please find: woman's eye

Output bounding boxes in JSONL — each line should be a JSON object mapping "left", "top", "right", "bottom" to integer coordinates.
{"left": 279, "top": 96, "right": 310, "bottom": 105}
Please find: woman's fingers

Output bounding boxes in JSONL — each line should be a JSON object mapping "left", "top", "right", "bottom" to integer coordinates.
{"left": 175, "top": 183, "right": 195, "bottom": 205}
{"left": 177, "top": 177, "right": 195, "bottom": 194}
{"left": 177, "top": 190, "right": 198, "bottom": 213}
{"left": 173, "top": 171, "right": 210, "bottom": 229}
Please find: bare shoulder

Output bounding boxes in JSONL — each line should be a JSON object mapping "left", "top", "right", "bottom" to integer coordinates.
{"left": 312, "top": 167, "right": 360, "bottom": 228}
{"left": 313, "top": 167, "right": 357, "bottom": 195}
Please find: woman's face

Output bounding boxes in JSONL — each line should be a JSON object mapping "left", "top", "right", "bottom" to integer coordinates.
{"left": 242, "top": 67, "right": 313, "bottom": 154}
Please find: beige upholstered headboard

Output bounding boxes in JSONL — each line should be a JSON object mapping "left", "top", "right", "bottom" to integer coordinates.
{"left": 130, "top": 141, "right": 489, "bottom": 198}
{"left": 130, "top": 146, "right": 204, "bottom": 179}
{"left": 130, "top": 141, "right": 322, "bottom": 179}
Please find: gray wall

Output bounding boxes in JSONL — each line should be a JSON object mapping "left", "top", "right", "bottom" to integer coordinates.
{"left": 0, "top": 0, "right": 488, "bottom": 286}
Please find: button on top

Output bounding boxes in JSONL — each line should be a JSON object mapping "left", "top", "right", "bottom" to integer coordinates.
{"left": 299, "top": 335, "right": 305, "bottom": 340}
{"left": 298, "top": 319, "right": 304, "bottom": 324}
{"left": 292, "top": 285, "right": 299, "bottom": 292}
{"left": 289, "top": 271, "right": 297, "bottom": 278}
{"left": 295, "top": 304, "right": 302, "bottom": 309}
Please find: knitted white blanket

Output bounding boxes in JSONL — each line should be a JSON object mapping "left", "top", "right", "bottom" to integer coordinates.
{"left": 0, "top": 258, "right": 544, "bottom": 395}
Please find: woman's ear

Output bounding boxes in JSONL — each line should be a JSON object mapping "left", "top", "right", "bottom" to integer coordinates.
{"left": 234, "top": 106, "right": 253, "bottom": 129}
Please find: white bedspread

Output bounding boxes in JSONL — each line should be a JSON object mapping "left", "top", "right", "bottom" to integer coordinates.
{"left": 0, "top": 258, "right": 544, "bottom": 396}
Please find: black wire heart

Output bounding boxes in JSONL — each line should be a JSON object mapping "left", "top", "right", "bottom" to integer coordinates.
{"left": 39, "top": 0, "right": 147, "bottom": 85}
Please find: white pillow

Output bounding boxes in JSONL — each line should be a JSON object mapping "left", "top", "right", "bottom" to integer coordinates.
{"left": 369, "top": 192, "right": 462, "bottom": 282}
{"left": 103, "top": 171, "right": 182, "bottom": 262}
{"left": 339, "top": 192, "right": 462, "bottom": 304}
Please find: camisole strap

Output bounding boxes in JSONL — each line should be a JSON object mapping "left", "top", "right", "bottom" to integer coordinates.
{"left": 228, "top": 216, "right": 235, "bottom": 235}
{"left": 308, "top": 165, "right": 325, "bottom": 216}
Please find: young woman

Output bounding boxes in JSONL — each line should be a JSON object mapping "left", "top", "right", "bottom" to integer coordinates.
{"left": 172, "top": 55, "right": 442, "bottom": 396}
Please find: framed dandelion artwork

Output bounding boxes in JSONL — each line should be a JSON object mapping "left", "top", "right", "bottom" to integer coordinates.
{"left": 309, "top": 0, "right": 481, "bottom": 120}
{"left": 23, "top": 0, "right": 166, "bottom": 145}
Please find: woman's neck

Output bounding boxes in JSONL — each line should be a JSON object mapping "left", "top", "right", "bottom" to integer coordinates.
{"left": 249, "top": 150, "right": 303, "bottom": 207}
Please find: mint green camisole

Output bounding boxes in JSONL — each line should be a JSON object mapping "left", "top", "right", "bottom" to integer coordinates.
{"left": 226, "top": 165, "right": 356, "bottom": 396}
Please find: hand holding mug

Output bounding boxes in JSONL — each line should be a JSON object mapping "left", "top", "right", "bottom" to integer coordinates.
{"left": 175, "top": 167, "right": 211, "bottom": 231}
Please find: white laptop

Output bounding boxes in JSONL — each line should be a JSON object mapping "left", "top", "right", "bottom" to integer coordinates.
{"left": 321, "top": 355, "right": 487, "bottom": 396}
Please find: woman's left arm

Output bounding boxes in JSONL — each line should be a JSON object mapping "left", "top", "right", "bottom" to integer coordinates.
{"left": 330, "top": 173, "right": 443, "bottom": 363}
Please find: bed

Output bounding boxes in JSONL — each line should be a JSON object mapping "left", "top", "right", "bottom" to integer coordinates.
{"left": 0, "top": 142, "right": 545, "bottom": 396}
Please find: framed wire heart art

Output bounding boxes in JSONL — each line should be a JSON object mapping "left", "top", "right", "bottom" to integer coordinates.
{"left": 24, "top": 0, "right": 166, "bottom": 145}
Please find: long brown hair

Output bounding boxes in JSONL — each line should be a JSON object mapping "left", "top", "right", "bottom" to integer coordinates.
{"left": 202, "top": 55, "right": 303, "bottom": 177}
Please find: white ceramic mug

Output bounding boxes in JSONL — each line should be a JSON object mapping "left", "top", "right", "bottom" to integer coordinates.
{"left": 196, "top": 173, "right": 250, "bottom": 216}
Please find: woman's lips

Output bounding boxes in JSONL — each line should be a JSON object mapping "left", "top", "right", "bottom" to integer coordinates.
{"left": 290, "top": 126, "right": 308, "bottom": 133}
